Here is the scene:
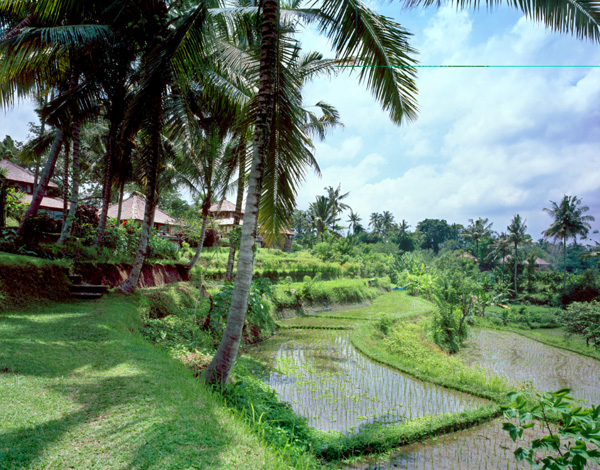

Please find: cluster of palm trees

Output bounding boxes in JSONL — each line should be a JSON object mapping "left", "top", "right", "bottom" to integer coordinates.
{"left": 0, "top": 0, "right": 421, "bottom": 385}
{"left": 482, "top": 196, "right": 595, "bottom": 295}
{"left": 2, "top": 0, "right": 599, "bottom": 385}
{"left": 306, "top": 184, "right": 351, "bottom": 241}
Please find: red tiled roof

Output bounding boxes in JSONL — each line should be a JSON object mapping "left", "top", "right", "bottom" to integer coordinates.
{"left": 107, "top": 194, "right": 179, "bottom": 226}
{"left": 0, "top": 159, "right": 58, "bottom": 188}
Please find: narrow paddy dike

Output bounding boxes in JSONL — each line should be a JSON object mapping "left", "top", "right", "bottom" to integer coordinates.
{"left": 247, "top": 292, "right": 600, "bottom": 468}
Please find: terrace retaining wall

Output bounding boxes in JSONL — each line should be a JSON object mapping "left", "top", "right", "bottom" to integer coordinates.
{"left": 74, "top": 262, "right": 190, "bottom": 288}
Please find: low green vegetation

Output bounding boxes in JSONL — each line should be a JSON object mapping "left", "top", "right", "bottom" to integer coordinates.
{"left": 502, "top": 389, "right": 600, "bottom": 469}
{"left": 272, "top": 276, "right": 390, "bottom": 311}
{"left": 0, "top": 295, "right": 291, "bottom": 470}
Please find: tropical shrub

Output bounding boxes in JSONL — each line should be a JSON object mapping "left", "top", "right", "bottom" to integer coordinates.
{"left": 19, "top": 214, "right": 61, "bottom": 246}
{"left": 209, "top": 279, "right": 275, "bottom": 343}
{"left": 560, "top": 301, "right": 600, "bottom": 348}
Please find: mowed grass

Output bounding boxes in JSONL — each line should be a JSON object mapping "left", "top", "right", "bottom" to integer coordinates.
{"left": 0, "top": 294, "right": 288, "bottom": 470}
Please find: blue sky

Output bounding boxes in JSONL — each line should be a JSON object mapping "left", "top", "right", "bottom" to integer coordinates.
{"left": 1, "top": 4, "right": 598, "bottom": 242}
{"left": 294, "top": 4, "right": 600, "bottom": 241}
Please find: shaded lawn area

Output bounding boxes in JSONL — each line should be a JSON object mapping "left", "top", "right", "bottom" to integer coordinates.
{"left": 0, "top": 294, "right": 286, "bottom": 470}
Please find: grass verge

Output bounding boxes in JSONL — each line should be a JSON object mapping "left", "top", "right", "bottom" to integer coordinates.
{"left": 0, "top": 294, "right": 293, "bottom": 470}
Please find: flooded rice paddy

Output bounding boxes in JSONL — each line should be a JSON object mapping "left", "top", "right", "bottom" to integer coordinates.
{"left": 459, "top": 329, "right": 600, "bottom": 404}
{"left": 347, "top": 418, "right": 600, "bottom": 470}
{"left": 250, "top": 293, "right": 599, "bottom": 468}
{"left": 251, "top": 328, "right": 486, "bottom": 433}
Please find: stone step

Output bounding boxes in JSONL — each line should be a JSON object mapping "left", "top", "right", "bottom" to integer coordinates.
{"left": 68, "top": 284, "right": 109, "bottom": 295}
{"left": 70, "top": 292, "right": 103, "bottom": 299}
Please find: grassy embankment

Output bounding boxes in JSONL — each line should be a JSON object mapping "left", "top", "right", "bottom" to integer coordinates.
{"left": 0, "top": 280, "right": 299, "bottom": 469}
{"left": 0, "top": 253, "right": 71, "bottom": 312}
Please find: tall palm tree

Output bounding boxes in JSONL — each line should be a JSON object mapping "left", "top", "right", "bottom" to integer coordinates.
{"left": 309, "top": 195, "right": 337, "bottom": 242}
{"left": 507, "top": 214, "right": 531, "bottom": 296}
{"left": 461, "top": 217, "right": 493, "bottom": 261}
{"left": 325, "top": 183, "right": 350, "bottom": 218}
{"left": 347, "top": 210, "right": 361, "bottom": 235}
{"left": 117, "top": 2, "right": 212, "bottom": 293}
{"left": 543, "top": 195, "right": 595, "bottom": 289}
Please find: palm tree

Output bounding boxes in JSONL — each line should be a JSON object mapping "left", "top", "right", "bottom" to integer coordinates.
{"left": 543, "top": 195, "right": 595, "bottom": 289}
{"left": 461, "top": 217, "right": 493, "bottom": 261}
{"left": 325, "top": 183, "right": 350, "bottom": 217}
{"left": 184, "top": 128, "right": 234, "bottom": 270}
{"left": 507, "top": 214, "right": 531, "bottom": 296}
{"left": 309, "top": 195, "right": 337, "bottom": 242}
{"left": 381, "top": 210, "right": 396, "bottom": 240}
{"left": 486, "top": 231, "right": 511, "bottom": 271}
{"left": 347, "top": 210, "right": 362, "bottom": 235}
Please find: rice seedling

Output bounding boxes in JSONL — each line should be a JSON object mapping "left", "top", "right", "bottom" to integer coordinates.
{"left": 251, "top": 328, "right": 486, "bottom": 433}
{"left": 345, "top": 418, "right": 600, "bottom": 469}
{"left": 458, "top": 328, "right": 600, "bottom": 405}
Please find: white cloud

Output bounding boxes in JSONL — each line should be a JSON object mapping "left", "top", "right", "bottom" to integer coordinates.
{"left": 297, "top": 6, "right": 600, "bottom": 240}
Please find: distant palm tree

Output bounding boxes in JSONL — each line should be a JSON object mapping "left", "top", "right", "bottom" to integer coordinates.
{"left": 325, "top": 183, "right": 350, "bottom": 216}
{"left": 486, "top": 232, "right": 511, "bottom": 270}
{"left": 507, "top": 214, "right": 531, "bottom": 296}
{"left": 310, "top": 195, "right": 337, "bottom": 242}
{"left": 347, "top": 210, "right": 362, "bottom": 235}
{"left": 461, "top": 217, "right": 493, "bottom": 261}
{"left": 543, "top": 195, "right": 595, "bottom": 288}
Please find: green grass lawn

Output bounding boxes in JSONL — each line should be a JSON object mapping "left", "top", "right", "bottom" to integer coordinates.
{"left": 0, "top": 294, "right": 290, "bottom": 470}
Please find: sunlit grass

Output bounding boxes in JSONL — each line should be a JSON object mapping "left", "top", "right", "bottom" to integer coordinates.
{"left": 0, "top": 295, "right": 291, "bottom": 470}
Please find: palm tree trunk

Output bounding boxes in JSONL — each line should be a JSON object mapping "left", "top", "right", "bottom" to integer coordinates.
{"left": 116, "top": 180, "right": 125, "bottom": 225}
{"left": 186, "top": 209, "right": 210, "bottom": 270}
{"left": 0, "top": 176, "right": 6, "bottom": 226}
{"left": 62, "top": 139, "right": 70, "bottom": 225}
{"left": 514, "top": 242, "right": 518, "bottom": 296}
{"left": 57, "top": 118, "right": 81, "bottom": 244}
{"left": 17, "top": 129, "right": 66, "bottom": 235}
{"left": 563, "top": 236, "right": 567, "bottom": 290}
{"left": 119, "top": 115, "right": 161, "bottom": 294}
{"left": 226, "top": 144, "right": 246, "bottom": 281}
{"left": 93, "top": 137, "right": 114, "bottom": 246}
{"left": 204, "top": 0, "right": 278, "bottom": 386}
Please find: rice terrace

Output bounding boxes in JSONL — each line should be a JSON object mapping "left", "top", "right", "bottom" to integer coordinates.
{"left": 1, "top": 0, "right": 600, "bottom": 469}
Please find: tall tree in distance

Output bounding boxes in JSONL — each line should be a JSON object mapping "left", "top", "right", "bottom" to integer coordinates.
{"left": 507, "top": 214, "right": 531, "bottom": 296}
{"left": 347, "top": 209, "right": 361, "bottom": 235}
{"left": 461, "top": 217, "right": 493, "bottom": 262}
{"left": 543, "top": 195, "right": 595, "bottom": 289}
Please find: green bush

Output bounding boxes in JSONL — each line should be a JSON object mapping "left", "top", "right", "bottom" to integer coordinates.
{"left": 209, "top": 280, "right": 275, "bottom": 343}
{"left": 560, "top": 301, "right": 600, "bottom": 348}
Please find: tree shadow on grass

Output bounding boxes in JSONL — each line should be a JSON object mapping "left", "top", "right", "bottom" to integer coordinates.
{"left": 0, "top": 298, "right": 256, "bottom": 469}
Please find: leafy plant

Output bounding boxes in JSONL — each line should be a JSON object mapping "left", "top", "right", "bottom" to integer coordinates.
{"left": 560, "top": 301, "right": 600, "bottom": 348}
{"left": 209, "top": 280, "right": 275, "bottom": 342}
{"left": 502, "top": 388, "right": 600, "bottom": 469}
